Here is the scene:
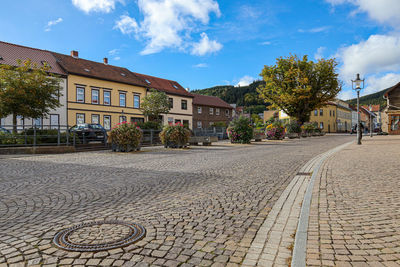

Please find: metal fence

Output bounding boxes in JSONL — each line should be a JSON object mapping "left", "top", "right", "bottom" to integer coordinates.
{"left": 141, "top": 129, "right": 162, "bottom": 146}
{"left": 193, "top": 127, "right": 227, "bottom": 140}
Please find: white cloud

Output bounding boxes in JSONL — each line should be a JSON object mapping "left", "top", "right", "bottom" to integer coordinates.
{"left": 261, "top": 41, "right": 271, "bottom": 45}
{"left": 314, "top": 46, "right": 326, "bottom": 60}
{"left": 193, "top": 63, "right": 208, "bottom": 68}
{"left": 325, "top": 0, "right": 400, "bottom": 27}
{"left": 191, "top": 33, "right": 223, "bottom": 56}
{"left": 114, "top": 0, "right": 221, "bottom": 55}
{"left": 336, "top": 34, "right": 400, "bottom": 83}
{"left": 364, "top": 73, "right": 400, "bottom": 94}
{"left": 114, "top": 56, "right": 121, "bottom": 60}
{"left": 236, "top": 76, "right": 254, "bottom": 87}
{"left": 114, "top": 15, "right": 138, "bottom": 35}
{"left": 338, "top": 90, "right": 355, "bottom": 100}
{"left": 72, "top": 0, "right": 123, "bottom": 13}
{"left": 108, "top": 49, "right": 119, "bottom": 55}
{"left": 45, "top": 18, "right": 63, "bottom": 32}
{"left": 298, "top": 26, "right": 330, "bottom": 33}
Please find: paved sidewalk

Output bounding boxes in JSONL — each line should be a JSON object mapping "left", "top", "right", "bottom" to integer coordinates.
{"left": 306, "top": 136, "right": 400, "bottom": 266}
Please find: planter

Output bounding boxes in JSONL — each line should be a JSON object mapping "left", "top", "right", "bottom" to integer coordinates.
{"left": 254, "top": 133, "right": 265, "bottom": 142}
{"left": 287, "top": 132, "right": 300, "bottom": 139}
{"left": 165, "top": 141, "right": 187, "bottom": 148}
{"left": 111, "top": 143, "right": 141, "bottom": 152}
{"left": 301, "top": 132, "right": 308, "bottom": 138}
{"left": 312, "top": 132, "right": 319, "bottom": 136}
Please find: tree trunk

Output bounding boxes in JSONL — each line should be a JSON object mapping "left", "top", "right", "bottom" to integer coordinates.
{"left": 12, "top": 114, "right": 17, "bottom": 134}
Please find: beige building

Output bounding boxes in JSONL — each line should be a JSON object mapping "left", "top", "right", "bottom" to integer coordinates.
{"left": 335, "top": 100, "right": 352, "bottom": 133}
{"left": 133, "top": 73, "right": 194, "bottom": 129}
{"left": 383, "top": 82, "right": 400, "bottom": 134}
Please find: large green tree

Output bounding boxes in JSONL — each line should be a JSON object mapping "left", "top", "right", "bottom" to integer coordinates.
{"left": 0, "top": 59, "right": 62, "bottom": 132}
{"left": 140, "top": 88, "right": 170, "bottom": 122}
{"left": 257, "top": 55, "right": 341, "bottom": 124}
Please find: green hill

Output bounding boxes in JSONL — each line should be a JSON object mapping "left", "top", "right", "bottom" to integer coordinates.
{"left": 346, "top": 88, "right": 387, "bottom": 107}
{"left": 191, "top": 80, "right": 269, "bottom": 114}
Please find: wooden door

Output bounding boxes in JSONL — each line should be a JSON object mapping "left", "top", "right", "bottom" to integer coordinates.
{"left": 389, "top": 114, "right": 400, "bottom": 135}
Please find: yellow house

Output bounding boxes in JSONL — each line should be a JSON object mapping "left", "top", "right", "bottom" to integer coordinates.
{"left": 309, "top": 102, "right": 337, "bottom": 133}
{"left": 53, "top": 51, "right": 147, "bottom": 130}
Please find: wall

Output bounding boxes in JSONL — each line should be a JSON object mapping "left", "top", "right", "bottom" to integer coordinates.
{"left": 67, "top": 75, "right": 146, "bottom": 129}
{"left": 336, "top": 107, "right": 352, "bottom": 132}
{"left": 193, "top": 105, "right": 232, "bottom": 128}
{"left": 163, "top": 94, "right": 193, "bottom": 129}
{"left": 309, "top": 104, "right": 337, "bottom": 133}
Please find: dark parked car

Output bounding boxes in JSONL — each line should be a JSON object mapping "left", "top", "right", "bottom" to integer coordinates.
{"left": 0, "top": 127, "right": 11, "bottom": 134}
{"left": 69, "top": 124, "right": 107, "bottom": 143}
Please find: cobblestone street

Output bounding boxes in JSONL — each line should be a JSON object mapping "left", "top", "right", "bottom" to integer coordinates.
{"left": 0, "top": 135, "right": 352, "bottom": 266}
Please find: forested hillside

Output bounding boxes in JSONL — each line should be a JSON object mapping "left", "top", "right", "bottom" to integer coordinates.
{"left": 346, "top": 88, "right": 387, "bottom": 107}
{"left": 192, "top": 81, "right": 269, "bottom": 114}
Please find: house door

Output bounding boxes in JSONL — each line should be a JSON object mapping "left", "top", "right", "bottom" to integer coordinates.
{"left": 389, "top": 115, "right": 400, "bottom": 135}
{"left": 328, "top": 124, "right": 331, "bottom": 133}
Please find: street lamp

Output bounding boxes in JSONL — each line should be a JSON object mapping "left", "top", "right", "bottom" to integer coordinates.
{"left": 352, "top": 74, "right": 364, "bottom": 145}
{"left": 369, "top": 104, "right": 373, "bottom": 138}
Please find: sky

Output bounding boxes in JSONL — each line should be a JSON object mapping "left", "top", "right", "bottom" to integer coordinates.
{"left": 2, "top": 0, "right": 400, "bottom": 100}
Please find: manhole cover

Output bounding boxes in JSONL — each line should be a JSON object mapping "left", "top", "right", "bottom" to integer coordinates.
{"left": 53, "top": 220, "right": 146, "bottom": 252}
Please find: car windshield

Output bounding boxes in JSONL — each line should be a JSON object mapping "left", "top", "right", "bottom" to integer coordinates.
{"left": 89, "top": 124, "right": 103, "bottom": 130}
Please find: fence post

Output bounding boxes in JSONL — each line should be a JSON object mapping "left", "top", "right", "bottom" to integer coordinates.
{"left": 33, "top": 126, "right": 37, "bottom": 147}
{"left": 57, "top": 125, "right": 61, "bottom": 146}
{"left": 73, "top": 132, "right": 76, "bottom": 146}
{"left": 24, "top": 129, "right": 27, "bottom": 146}
{"left": 150, "top": 129, "right": 154, "bottom": 146}
{"left": 66, "top": 126, "right": 69, "bottom": 146}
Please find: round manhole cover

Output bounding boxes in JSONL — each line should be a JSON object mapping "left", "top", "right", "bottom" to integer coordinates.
{"left": 53, "top": 220, "right": 146, "bottom": 252}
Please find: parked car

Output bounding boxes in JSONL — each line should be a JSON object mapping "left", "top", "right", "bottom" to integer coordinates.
{"left": 69, "top": 124, "right": 107, "bottom": 143}
{"left": 0, "top": 127, "right": 11, "bottom": 134}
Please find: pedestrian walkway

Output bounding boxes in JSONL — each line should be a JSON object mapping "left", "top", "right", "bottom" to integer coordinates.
{"left": 306, "top": 136, "right": 400, "bottom": 266}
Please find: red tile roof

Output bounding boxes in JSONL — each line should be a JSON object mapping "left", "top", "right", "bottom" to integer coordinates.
{"left": 192, "top": 94, "right": 233, "bottom": 109}
{"left": 52, "top": 52, "right": 147, "bottom": 87}
{"left": 133, "top": 72, "right": 193, "bottom": 98}
{"left": 0, "top": 41, "right": 66, "bottom": 75}
{"left": 361, "top": 105, "right": 380, "bottom": 112}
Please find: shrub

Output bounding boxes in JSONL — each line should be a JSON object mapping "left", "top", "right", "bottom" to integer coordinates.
{"left": 137, "top": 121, "right": 162, "bottom": 130}
{"left": 301, "top": 122, "right": 317, "bottom": 134}
{"left": 285, "top": 121, "right": 302, "bottom": 134}
{"left": 266, "top": 121, "right": 285, "bottom": 140}
{"left": 0, "top": 132, "right": 16, "bottom": 144}
{"left": 159, "top": 122, "right": 191, "bottom": 148}
{"left": 108, "top": 122, "right": 143, "bottom": 152}
{"left": 227, "top": 116, "right": 253, "bottom": 144}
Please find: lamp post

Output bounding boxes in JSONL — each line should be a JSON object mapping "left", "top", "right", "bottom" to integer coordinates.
{"left": 352, "top": 74, "right": 364, "bottom": 145}
{"left": 369, "top": 104, "right": 373, "bottom": 138}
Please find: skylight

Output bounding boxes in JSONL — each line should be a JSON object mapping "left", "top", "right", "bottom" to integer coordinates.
{"left": 173, "top": 85, "right": 178, "bottom": 89}
{"left": 121, "top": 73, "right": 126, "bottom": 76}
{"left": 84, "top": 68, "right": 90, "bottom": 72}
{"left": 145, "top": 79, "right": 151, "bottom": 84}
{"left": 0, "top": 56, "right": 3, "bottom": 60}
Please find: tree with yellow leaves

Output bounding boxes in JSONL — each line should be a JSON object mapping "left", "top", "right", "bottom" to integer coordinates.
{"left": 257, "top": 55, "right": 341, "bottom": 124}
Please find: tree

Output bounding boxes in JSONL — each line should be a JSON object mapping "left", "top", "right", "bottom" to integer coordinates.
{"left": 257, "top": 55, "right": 341, "bottom": 124}
{"left": 140, "top": 88, "right": 170, "bottom": 122}
{"left": 0, "top": 59, "right": 62, "bottom": 133}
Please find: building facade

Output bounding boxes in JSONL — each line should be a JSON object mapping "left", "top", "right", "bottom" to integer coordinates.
{"left": 309, "top": 102, "right": 338, "bottom": 133}
{"left": 53, "top": 52, "right": 147, "bottom": 130}
{"left": 336, "top": 102, "right": 352, "bottom": 133}
{"left": 0, "top": 41, "right": 68, "bottom": 128}
{"left": 192, "top": 94, "right": 233, "bottom": 128}
{"left": 383, "top": 83, "right": 400, "bottom": 134}
{"left": 133, "top": 73, "right": 194, "bottom": 129}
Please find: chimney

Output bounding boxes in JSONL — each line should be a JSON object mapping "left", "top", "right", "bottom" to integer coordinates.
{"left": 103, "top": 57, "right": 108, "bottom": 65}
{"left": 71, "top": 50, "right": 79, "bottom": 58}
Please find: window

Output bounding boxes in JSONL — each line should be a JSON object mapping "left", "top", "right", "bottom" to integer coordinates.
{"left": 76, "top": 113, "right": 85, "bottom": 124}
{"left": 91, "top": 89, "right": 99, "bottom": 104}
{"left": 33, "top": 118, "right": 42, "bottom": 128}
{"left": 131, "top": 117, "right": 144, "bottom": 124}
{"left": 103, "top": 91, "right": 111, "bottom": 105}
{"left": 0, "top": 118, "right": 5, "bottom": 127}
{"left": 103, "top": 115, "right": 111, "bottom": 130}
{"left": 320, "top": 122, "right": 324, "bottom": 129}
{"left": 183, "top": 120, "right": 189, "bottom": 128}
{"left": 197, "top": 107, "right": 202, "bottom": 114}
{"left": 333, "top": 110, "right": 335, "bottom": 117}
{"left": 181, "top": 100, "right": 187, "bottom": 110}
{"left": 91, "top": 114, "right": 99, "bottom": 124}
{"left": 314, "top": 110, "right": 318, "bottom": 116}
{"left": 134, "top": 95, "right": 140, "bottom": 108}
{"left": 216, "top": 108, "right": 220, "bottom": 115}
{"left": 119, "top": 116, "right": 127, "bottom": 123}
{"left": 320, "top": 109, "right": 323, "bottom": 116}
{"left": 168, "top": 98, "right": 173, "bottom": 109}
{"left": 168, "top": 117, "right": 174, "bottom": 124}
{"left": 76, "top": 87, "right": 85, "bottom": 103}
{"left": 209, "top": 108, "right": 214, "bottom": 115}
{"left": 209, "top": 122, "right": 214, "bottom": 126}
{"left": 50, "top": 114, "right": 59, "bottom": 129}
{"left": 225, "top": 109, "right": 230, "bottom": 117}
{"left": 197, "top": 121, "right": 202, "bottom": 128}
{"left": 330, "top": 110, "right": 332, "bottom": 116}
{"left": 175, "top": 119, "right": 182, "bottom": 124}
{"left": 119, "top": 92, "right": 126, "bottom": 107}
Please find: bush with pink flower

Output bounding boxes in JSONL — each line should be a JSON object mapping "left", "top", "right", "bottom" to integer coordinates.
{"left": 266, "top": 121, "right": 285, "bottom": 140}
{"left": 159, "top": 122, "right": 191, "bottom": 148}
{"left": 108, "top": 121, "right": 143, "bottom": 152}
{"left": 227, "top": 116, "right": 253, "bottom": 144}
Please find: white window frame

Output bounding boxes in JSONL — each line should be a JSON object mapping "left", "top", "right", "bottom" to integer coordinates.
{"left": 91, "top": 114, "right": 100, "bottom": 124}
{"left": 50, "top": 114, "right": 59, "bottom": 129}
{"left": 209, "top": 108, "right": 214, "bottom": 115}
{"left": 91, "top": 89, "right": 99, "bottom": 104}
{"left": 103, "top": 90, "right": 111, "bottom": 106}
{"left": 76, "top": 113, "right": 85, "bottom": 124}
{"left": 76, "top": 87, "right": 85, "bottom": 103}
{"left": 104, "top": 115, "right": 111, "bottom": 130}
{"left": 119, "top": 92, "right": 126, "bottom": 107}
{"left": 225, "top": 109, "right": 230, "bottom": 117}
{"left": 197, "top": 121, "right": 202, "bottom": 129}
{"left": 216, "top": 108, "right": 220, "bottom": 115}
{"left": 119, "top": 116, "right": 127, "bottom": 123}
{"left": 134, "top": 94, "right": 140, "bottom": 109}
{"left": 197, "top": 107, "right": 202, "bottom": 114}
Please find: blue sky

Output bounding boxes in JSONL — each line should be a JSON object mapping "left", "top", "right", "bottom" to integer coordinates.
{"left": 2, "top": 0, "right": 400, "bottom": 100}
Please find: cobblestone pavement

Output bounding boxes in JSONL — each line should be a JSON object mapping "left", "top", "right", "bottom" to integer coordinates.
{"left": 0, "top": 135, "right": 352, "bottom": 267}
{"left": 307, "top": 135, "right": 400, "bottom": 267}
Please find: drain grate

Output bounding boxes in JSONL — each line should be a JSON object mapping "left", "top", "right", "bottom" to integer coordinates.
{"left": 297, "top": 172, "right": 312, "bottom": 176}
{"left": 53, "top": 220, "right": 146, "bottom": 252}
